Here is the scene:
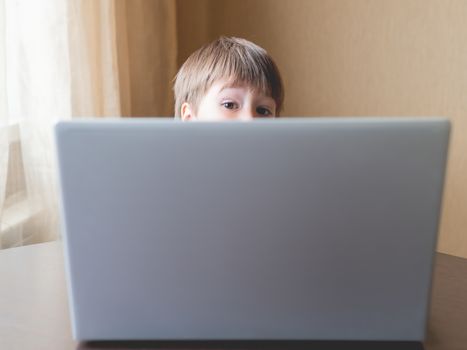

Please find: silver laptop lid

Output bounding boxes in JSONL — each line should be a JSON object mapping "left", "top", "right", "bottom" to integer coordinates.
{"left": 55, "top": 118, "right": 450, "bottom": 341}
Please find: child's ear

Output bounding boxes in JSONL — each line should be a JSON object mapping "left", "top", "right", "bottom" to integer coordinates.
{"left": 181, "top": 102, "right": 196, "bottom": 121}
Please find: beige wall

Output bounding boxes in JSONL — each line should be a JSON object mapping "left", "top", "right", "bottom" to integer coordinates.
{"left": 175, "top": 0, "right": 467, "bottom": 258}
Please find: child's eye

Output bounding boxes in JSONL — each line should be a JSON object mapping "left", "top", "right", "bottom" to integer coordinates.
{"left": 222, "top": 102, "right": 238, "bottom": 110}
{"left": 256, "top": 106, "right": 272, "bottom": 116}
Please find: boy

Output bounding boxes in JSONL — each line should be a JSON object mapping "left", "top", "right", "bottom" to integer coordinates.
{"left": 173, "top": 37, "right": 284, "bottom": 121}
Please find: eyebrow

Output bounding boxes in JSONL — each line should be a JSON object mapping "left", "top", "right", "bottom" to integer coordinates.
{"left": 218, "top": 85, "right": 274, "bottom": 101}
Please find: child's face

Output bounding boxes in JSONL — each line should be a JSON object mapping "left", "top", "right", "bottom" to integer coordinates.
{"left": 181, "top": 80, "right": 277, "bottom": 121}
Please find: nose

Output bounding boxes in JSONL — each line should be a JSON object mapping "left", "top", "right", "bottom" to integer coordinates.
{"left": 238, "top": 108, "right": 255, "bottom": 121}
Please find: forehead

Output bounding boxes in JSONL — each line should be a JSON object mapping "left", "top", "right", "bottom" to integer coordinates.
{"left": 208, "top": 79, "right": 272, "bottom": 97}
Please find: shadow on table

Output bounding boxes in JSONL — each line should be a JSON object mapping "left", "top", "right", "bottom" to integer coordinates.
{"left": 78, "top": 340, "right": 424, "bottom": 350}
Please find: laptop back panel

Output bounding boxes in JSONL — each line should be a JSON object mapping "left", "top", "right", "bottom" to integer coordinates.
{"left": 55, "top": 118, "right": 450, "bottom": 341}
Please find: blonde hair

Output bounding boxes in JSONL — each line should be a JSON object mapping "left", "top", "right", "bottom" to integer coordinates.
{"left": 173, "top": 37, "right": 284, "bottom": 118}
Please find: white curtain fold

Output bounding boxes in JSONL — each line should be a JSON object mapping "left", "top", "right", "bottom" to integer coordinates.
{"left": 68, "top": 0, "right": 122, "bottom": 117}
{"left": 0, "top": 0, "right": 124, "bottom": 249}
{"left": 1, "top": 0, "right": 73, "bottom": 248}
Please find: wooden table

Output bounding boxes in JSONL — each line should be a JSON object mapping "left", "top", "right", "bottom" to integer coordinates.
{"left": 1, "top": 242, "right": 466, "bottom": 350}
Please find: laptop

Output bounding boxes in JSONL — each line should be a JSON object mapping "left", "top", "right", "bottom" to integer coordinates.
{"left": 54, "top": 117, "right": 450, "bottom": 342}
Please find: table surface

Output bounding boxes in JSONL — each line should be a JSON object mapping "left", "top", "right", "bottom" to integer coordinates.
{"left": 1, "top": 242, "right": 466, "bottom": 350}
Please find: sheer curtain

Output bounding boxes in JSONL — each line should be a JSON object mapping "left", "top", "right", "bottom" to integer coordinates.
{"left": 0, "top": 0, "right": 177, "bottom": 249}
